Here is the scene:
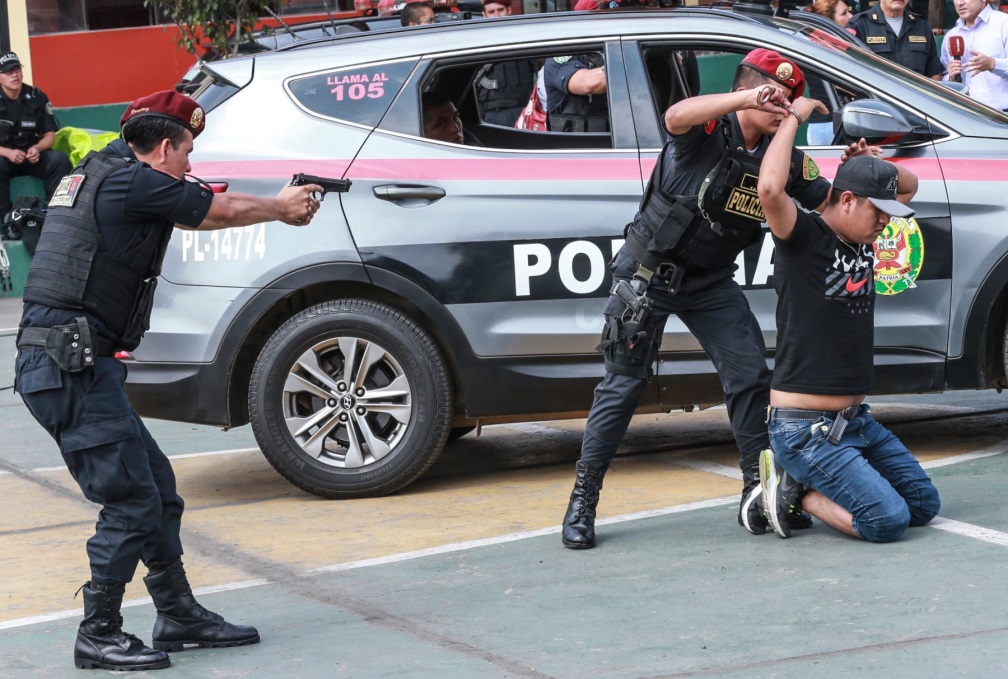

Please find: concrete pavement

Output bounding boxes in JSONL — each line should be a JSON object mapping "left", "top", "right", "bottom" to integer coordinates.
{"left": 3, "top": 296, "right": 1008, "bottom": 677}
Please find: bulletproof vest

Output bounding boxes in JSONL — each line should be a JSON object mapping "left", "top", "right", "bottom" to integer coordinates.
{"left": 23, "top": 149, "right": 172, "bottom": 348}
{"left": 476, "top": 61, "right": 536, "bottom": 114}
{"left": 633, "top": 120, "right": 762, "bottom": 269}
{"left": 0, "top": 87, "right": 44, "bottom": 150}
{"left": 549, "top": 54, "right": 609, "bottom": 133}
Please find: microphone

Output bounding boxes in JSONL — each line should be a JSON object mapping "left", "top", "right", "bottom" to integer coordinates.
{"left": 949, "top": 35, "right": 965, "bottom": 83}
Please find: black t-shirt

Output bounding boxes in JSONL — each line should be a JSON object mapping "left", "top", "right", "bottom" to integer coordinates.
{"left": 771, "top": 209, "right": 875, "bottom": 395}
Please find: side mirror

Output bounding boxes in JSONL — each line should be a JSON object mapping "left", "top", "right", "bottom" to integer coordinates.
{"left": 839, "top": 99, "right": 913, "bottom": 146}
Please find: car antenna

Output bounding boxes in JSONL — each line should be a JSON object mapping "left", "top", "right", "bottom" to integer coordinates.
{"left": 262, "top": 6, "right": 305, "bottom": 40}
{"left": 319, "top": 0, "right": 338, "bottom": 36}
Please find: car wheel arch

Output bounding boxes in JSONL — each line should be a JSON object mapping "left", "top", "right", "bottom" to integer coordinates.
{"left": 947, "top": 251, "right": 1008, "bottom": 390}
{"left": 216, "top": 262, "right": 478, "bottom": 426}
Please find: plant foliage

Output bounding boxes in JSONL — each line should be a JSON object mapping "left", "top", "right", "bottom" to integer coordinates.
{"left": 145, "top": 0, "right": 274, "bottom": 58}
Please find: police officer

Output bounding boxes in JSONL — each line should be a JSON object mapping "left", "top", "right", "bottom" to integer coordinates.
{"left": 475, "top": 0, "right": 537, "bottom": 127}
{"left": 560, "top": 49, "right": 878, "bottom": 549}
{"left": 0, "top": 52, "right": 72, "bottom": 222}
{"left": 849, "top": 0, "right": 943, "bottom": 79}
{"left": 544, "top": 53, "right": 608, "bottom": 132}
{"left": 14, "top": 90, "right": 322, "bottom": 671}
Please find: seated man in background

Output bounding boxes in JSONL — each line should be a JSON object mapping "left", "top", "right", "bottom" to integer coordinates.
{"left": 0, "top": 52, "right": 71, "bottom": 225}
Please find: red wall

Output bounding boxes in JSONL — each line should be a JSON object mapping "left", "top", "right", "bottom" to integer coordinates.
{"left": 29, "top": 14, "right": 345, "bottom": 108}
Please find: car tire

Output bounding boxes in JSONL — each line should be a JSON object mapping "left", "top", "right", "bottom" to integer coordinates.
{"left": 249, "top": 299, "right": 452, "bottom": 498}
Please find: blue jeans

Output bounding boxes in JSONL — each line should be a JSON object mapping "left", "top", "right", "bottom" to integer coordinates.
{"left": 768, "top": 405, "right": 940, "bottom": 543}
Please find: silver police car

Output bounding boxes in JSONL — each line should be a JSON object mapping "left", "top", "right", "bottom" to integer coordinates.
{"left": 125, "top": 8, "right": 1008, "bottom": 498}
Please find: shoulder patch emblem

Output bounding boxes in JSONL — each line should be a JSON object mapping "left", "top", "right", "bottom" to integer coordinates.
{"left": 45, "top": 102, "right": 53, "bottom": 115}
{"left": 873, "top": 216, "right": 925, "bottom": 296}
{"left": 553, "top": 56, "right": 571, "bottom": 64}
{"left": 49, "top": 174, "right": 85, "bottom": 209}
{"left": 803, "top": 155, "right": 820, "bottom": 181}
{"left": 704, "top": 119, "right": 717, "bottom": 135}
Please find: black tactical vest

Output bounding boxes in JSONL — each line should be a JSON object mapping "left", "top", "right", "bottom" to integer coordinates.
{"left": 0, "top": 87, "right": 45, "bottom": 150}
{"left": 476, "top": 60, "right": 536, "bottom": 127}
{"left": 634, "top": 121, "right": 763, "bottom": 270}
{"left": 549, "top": 54, "right": 609, "bottom": 133}
{"left": 23, "top": 149, "right": 173, "bottom": 349}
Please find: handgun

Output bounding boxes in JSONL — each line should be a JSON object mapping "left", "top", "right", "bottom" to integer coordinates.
{"left": 290, "top": 173, "right": 352, "bottom": 201}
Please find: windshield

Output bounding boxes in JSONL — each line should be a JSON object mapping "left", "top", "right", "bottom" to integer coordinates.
{"left": 783, "top": 22, "right": 1008, "bottom": 125}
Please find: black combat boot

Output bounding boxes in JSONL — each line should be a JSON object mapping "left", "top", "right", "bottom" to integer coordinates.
{"left": 143, "top": 561, "right": 260, "bottom": 652}
{"left": 74, "top": 581, "right": 171, "bottom": 671}
{"left": 561, "top": 461, "right": 609, "bottom": 549}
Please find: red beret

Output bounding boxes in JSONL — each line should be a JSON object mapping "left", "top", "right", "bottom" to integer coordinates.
{"left": 740, "top": 49, "right": 805, "bottom": 99}
{"left": 120, "top": 90, "right": 206, "bottom": 138}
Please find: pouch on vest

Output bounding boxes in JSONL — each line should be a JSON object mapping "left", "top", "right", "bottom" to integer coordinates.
{"left": 120, "top": 278, "right": 158, "bottom": 351}
{"left": 648, "top": 195, "right": 702, "bottom": 256}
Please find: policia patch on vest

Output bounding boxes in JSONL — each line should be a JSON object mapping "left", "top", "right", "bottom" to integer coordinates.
{"left": 723, "top": 172, "right": 763, "bottom": 222}
{"left": 48, "top": 174, "right": 85, "bottom": 208}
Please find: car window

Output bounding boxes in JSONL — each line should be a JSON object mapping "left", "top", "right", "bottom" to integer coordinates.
{"left": 286, "top": 60, "right": 415, "bottom": 127}
{"left": 419, "top": 48, "right": 615, "bottom": 150}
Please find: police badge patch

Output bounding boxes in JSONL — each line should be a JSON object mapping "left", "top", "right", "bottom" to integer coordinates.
{"left": 803, "top": 155, "right": 819, "bottom": 181}
{"left": 48, "top": 175, "right": 85, "bottom": 208}
{"left": 45, "top": 102, "right": 53, "bottom": 115}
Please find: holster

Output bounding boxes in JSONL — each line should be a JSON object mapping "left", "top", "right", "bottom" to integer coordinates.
{"left": 16, "top": 317, "right": 102, "bottom": 372}
{"left": 596, "top": 290, "right": 659, "bottom": 379}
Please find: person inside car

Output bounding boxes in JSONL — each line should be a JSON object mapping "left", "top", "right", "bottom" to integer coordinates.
{"left": 422, "top": 92, "right": 483, "bottom": 145}
{"left": 757, "top": 89, "right": 938, "bottom": 543}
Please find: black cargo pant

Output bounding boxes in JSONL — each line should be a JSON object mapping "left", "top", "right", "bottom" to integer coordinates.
{"left": 580, "top": 250, "right": 770, "bottom": 476}
{"left": 0, "top": 149, "right": 73, "bottom": 215}
{"left": 15, "top": 350, "right": 184, "bottom": 585}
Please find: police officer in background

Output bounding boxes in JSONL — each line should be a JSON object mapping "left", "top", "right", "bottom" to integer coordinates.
{"left": 14, "top": 90, "right": 322, "bottom": 671}
{"left": 0, "top": 52, "right": 72, "bottom": 222}
{"left": 544, "top": 52, "right": 608, "bottom": 132}
{"left": 561, "top": 49, "right": 881, "bottom": 549}
{"left": 849, "top": 0, "right": 943, "bottom": 79}
{"left": 474, "top": 0, "right": 537, "bottom": 127}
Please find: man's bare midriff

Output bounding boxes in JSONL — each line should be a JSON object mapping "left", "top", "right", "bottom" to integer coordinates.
{"left": 770, "top": 389, "right": 866, "bottom": 412}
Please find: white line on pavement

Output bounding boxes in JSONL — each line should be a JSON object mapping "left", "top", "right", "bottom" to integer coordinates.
{"left": 3, "top": 441, "right": 1006, "bottom": 631}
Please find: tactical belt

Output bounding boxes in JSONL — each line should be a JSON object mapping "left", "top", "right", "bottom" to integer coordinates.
{"left": 16, "top": 325, "right": 117, "bottom": 357}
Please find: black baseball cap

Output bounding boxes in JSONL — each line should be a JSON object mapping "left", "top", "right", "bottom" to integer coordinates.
{"left": 832, "top": 156, "right": 915, "bottom": 218}
{"left": 0, "top": 52, "right": 21, "bottom": 73}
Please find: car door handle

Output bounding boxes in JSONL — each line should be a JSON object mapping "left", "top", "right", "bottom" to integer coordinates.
{"left": 372, "top": 185, "right": 447, "bottom": 203}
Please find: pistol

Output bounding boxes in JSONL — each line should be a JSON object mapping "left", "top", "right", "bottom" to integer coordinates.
{"left": 290, "top": 173, "right": 352, "bottom": 201}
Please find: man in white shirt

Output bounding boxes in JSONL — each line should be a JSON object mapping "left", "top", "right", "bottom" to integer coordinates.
{"left": 941, "top": 0, "right": 1008, "bottom": 110}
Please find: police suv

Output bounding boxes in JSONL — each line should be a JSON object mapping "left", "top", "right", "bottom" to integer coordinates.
{"left": 125, "top": 8, "right": 1008, "bottom": 499}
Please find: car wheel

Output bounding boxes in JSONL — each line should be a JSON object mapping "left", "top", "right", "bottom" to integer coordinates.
{"left": 249, "top": 300, "right": 452, "bottom": 498}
